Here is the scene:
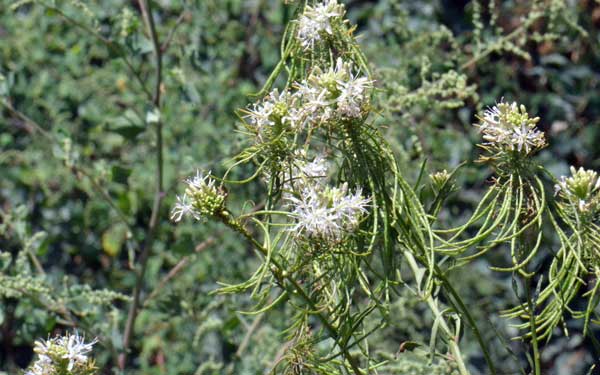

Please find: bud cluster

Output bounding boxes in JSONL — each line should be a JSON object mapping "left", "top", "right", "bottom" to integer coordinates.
{"left": 429, "top": 169, "right": 453, "bottom": 193}
{"left": 170, "top": 171, "right": 226, "bottom": 222}
{"left": 555, "top": 166, "right": 600, "bottom": 216}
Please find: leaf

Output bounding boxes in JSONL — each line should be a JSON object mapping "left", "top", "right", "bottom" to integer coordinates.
{"left": 109, "top": 125, "right": 146, "bottom": 140}
{"left": 111, "top": 165, "right": 131, "bottom": 185}
{"left": 109, "top": 109, "right": 145, "bottom": 140}
{"left": 0, "top": 252, "right": 11, "bottom": 272}
{"left": 101, "top": 223, "right": 128, "bottom": 257}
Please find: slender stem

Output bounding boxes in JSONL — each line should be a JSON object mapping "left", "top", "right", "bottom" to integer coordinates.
{"left": 38, "top": 1, "right": 154, "bottom": 101}
{"left": 119, "top": 0, "right": 165, "bottom": 368}
{"left": 404, "top": 252, "right": 470, "bottom": 375}
{"left": 525, "top": 278, "right": 541, "bottom": 375}
{"left": 460, "top": 13, "right": 541, "bottom": 70}
{"left": 143, "top": 237, "right": 215, "bottom": 307}
{"left": 436, "top": 268, "right": 497, "bottom": 375}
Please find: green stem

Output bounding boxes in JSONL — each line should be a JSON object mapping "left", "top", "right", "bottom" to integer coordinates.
{"left": 404, "top": 253, "right": 470, "bottom": 375}
{"left": 525, "top": 278, "right": 541, "bottom": 375}
{"left": 435, "top": 268, "right": 497, "bottom": 375}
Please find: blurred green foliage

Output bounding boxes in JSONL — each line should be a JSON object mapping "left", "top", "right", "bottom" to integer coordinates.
{"left": 1, "top": 0, "right": 599, "bottom": 374}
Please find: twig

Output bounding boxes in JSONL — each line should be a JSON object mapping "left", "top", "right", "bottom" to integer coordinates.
{"left": 160, "top": 11, "right": 188, "bottom": 53}
{"left": 404, "top": 252, "right": 470, "bottom": 375}
{"left": 460, "top": 12, "right": 542, "bottom": 70}
{"left": 526, "top": 278, "right": 542, "bottom": 375}
{"left": 119, "top": 0, "right": 165, "bottom": 369}
{"left": 265, "top": 340, "right": 293, "bottom": 374}
{"left": 143, "top": 237, "right": 215, "bottom": 307}
{"left": 36, "top": 1, "right": 155, "bottom": 101}
{"left": 235, "top": 313, "right": 264, "bottom": 358}
{"left": 220, "top": 213, "right": 364, "bottom": 375}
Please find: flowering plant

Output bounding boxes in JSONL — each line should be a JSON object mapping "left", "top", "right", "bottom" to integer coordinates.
{"left": 169, "top": 2, "right": 600, "bottom": 374}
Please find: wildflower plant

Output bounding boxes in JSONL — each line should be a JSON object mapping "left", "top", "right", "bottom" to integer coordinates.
{"left": 173, "top": 7, "right": 600, "bottom": 367}
{"left": 173, "top": 1, "right": 469, "bottom": 373}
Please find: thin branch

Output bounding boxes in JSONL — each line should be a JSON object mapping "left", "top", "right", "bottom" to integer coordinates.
{"left": 119, "top": 0, "right": 165, "bottom": 368}
{"left": 160, "top": 11, "right": 188, "bottom": 53}
{"left": 143, "top": 237, "right": 215, "bottom": 307}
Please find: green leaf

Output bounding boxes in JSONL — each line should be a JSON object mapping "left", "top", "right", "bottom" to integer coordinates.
{"left": 111, "top": 165, "right": 132, "bottom": 185}
{"left": 109, "top": 125, "right": 146, "bottom": 140}
{"left": 101, "top": 223, "right": 129, "bottom": 257}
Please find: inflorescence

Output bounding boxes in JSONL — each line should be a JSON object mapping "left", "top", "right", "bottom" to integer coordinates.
{"left": 287, "top": 182, "right": 370, "bottom": 243}
{"left": 297, "top": 0, "right": 345, "bottom": 50}
{"left": 243, "top": 58, "right": 373, "bottom": 142}
{"left": 476, "top": 100, "right": 546, "bottom": 155}
{"left": 170, "top": 171, "right": 226, "bottom": 222}
{"left": 26, "top": 332, "right": 97, "bottom": 375}
{"left": 555, "top": 166, "right": 600, "bottom": 216}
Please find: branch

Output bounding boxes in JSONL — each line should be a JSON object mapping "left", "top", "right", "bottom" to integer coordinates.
{"left": 119, "top": 0, "right": 165, "bottom": 368}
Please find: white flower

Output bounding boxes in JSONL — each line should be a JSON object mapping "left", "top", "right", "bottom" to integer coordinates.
{"left": 29, "top": 331, "right": 97, "bottom": 374}
{"left": 288, "top": 183, "right": 370, "bottom": 242}
{"left": 509, "top": 123, "right": 545, "bottom": 154}
{"left": 185, "top": 170, "right": 217, "bottom": 192}
{"left": 172, "top": 170, "right": 226, "bottom": 221}
{"left": 291, "top": 58, "right": 372, "bottom": 125}
{"left": 245, "top": 59, "right": 372, "bottom": 138}
{"left": 285, "top": 154, "right": 329, "bottom": 193}
{"left": 24, "top": 355, "right": 52, "bottom": 375}
{"left": 171, "top": 193, "right": 200, "bottom": 222}
{"left": 297, "top": 0, "right": 344, "bottom": 49}
{"left": 300, "top": 155, "right": 328, "bottom": 182}
{"left": 476, "top": 100, "right": 545, "bottom": 154}
{"left": 58, "top": 332, "right": 97, "bottom": 371}
{"left": 244, "top": 89, "right": 294, "bottom": 136}
{"left": 336, "top": 73, "right": 373, "bottom": 118}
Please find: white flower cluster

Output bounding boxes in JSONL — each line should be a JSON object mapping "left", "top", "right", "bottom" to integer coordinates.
{"left": 288, "top": 183, "right": 369, "bottom": 243}
{"left": 281, "top": 153, "right": 329, "bottom": 193}
{"left": 476, "top": 100, "right": 546, "bottom": 154}
{"left": 297, "top": 0, "right": 345, "bottom": 50}
{"left": 26, "top": 332, "right": 97, "bottom": 375}
{"left": 244, "top": 58, "right": 373, "bottom": 140}
{"left": 284, "top": 156, "right": 369, "bottom": 243}
{"left": 555, "top": 166, "right": 600, "bottom": 213}
{"left": 171, "top": 171, "right": 226, "bottom": 222}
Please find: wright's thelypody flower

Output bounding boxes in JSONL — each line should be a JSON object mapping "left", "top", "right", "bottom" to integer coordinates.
{"left": 287, "top": 183, "right": 370, "bottom": 242}
{"left": 555, "top": 166, "right": 600, "bottom": 214}
{"left": 284, "top": 153, "right": 329, "bottom": 192}
{"left": 476, "top": 100, "right": 546, "bottom": 155}
{"left": 244, "top": 59, "right": 373, "bottom": 142}
{"left": 244, "top": 89, "right": 297, "bottom": 139}
{"left": 297, "top": 0, "right": 345, "bottom": 50}
{"left": 171, "top": 171, "right": 226, "bottom": 222}
{"left": 336, "top": 72, "right": 372, "bottom": 119}
{"left": 26, "top": 332, "right": 97, "bottom": 375}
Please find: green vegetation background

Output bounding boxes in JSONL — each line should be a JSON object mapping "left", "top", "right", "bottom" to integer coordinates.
{"left": 1, "top": 0, "right": 600, "bottom": 374}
